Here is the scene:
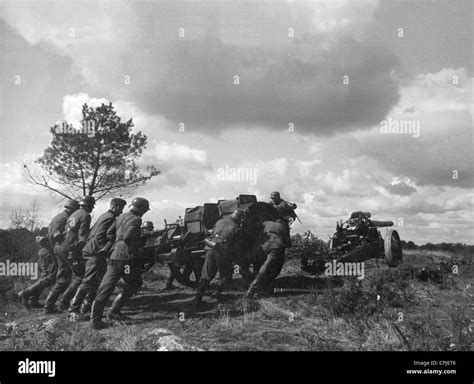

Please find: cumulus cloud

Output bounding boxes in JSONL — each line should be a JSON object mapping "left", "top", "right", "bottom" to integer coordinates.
{"left": 391, "top": 67, "right": 472, "bottom": 117}
{"left": 1, "top": 0, "right": 399, "bottom": 135}
{"left": 384, "top": 181, "right": 417, "bottom": 196}
{"left": 62, "top": 93, "right": 109, "bottom": 127}
{"left": 356, "top": 67, "right": 473, "bottom": 189}
{"left": 148, "top": 141, "right": 209, "bottom": 168}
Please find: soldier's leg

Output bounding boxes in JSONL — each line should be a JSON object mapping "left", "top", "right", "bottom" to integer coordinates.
{"left": 267, "top": 251, "right": 285, "bottom": 281}
{"left": 69, "top": 256, "right": 100, "bottom": 314}
{"left": 247, "top": 248, "right": 284, "bottom": 295}
{"left": 21, "top": 260, "right": 57, "bottom": 307}
{"left": 252, "top": 247, "right": 265, "bottom": 275}
{"left": 82, "top": 257, "right": 107, "bottom": 313}
{"left": 108, "top": 260, "right": 143, "bottom": 320}
{"left": 23, "top": 276, "right": 54, "bottom": 306}
{"left": 58, "top": 259, "right": 85, "bottom": 310}
{"left": 215, "top": 253, "right": 234, "bottom": 296}
{"left": 90, "top": 260, "right": 123, "bottom": 327}
{"left": 44, "top": 246, "right": 72, "bottom": 312}
{"left": 193, "top": 250, "right": 218, "bottom": 302}
{"left": 261, "top": 248, "right": 285, "bottom": 292}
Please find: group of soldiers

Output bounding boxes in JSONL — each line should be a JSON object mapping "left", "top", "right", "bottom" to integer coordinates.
{"left": 18, "top": 191, "right": 297, "bottom": 330}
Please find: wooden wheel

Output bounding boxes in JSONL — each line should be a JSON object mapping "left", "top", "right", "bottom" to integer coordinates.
{"left": 384, "top": 229, "right": 403, "bottom": 267}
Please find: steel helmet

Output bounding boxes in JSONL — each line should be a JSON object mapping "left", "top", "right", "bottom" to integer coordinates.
{"left": 79, "top": 196, "right": 96, "bottom": 207}
{"left": 270, "top": 191, "right": 281, "bottom": 200}
{"left": 131, "top": 197, "right": 150, "bottom": 211}
{"left": 230, "top": 210, "right": 245, "bottom": 223}
{"left": 64, "top": 199, "right": 80, "bottom": 210}
{"left": 141, "top": 221, "right": 154, "bottom": 230}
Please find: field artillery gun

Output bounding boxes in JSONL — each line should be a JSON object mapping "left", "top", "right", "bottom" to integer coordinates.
{"left": 141, "top": 195, "right": 281, "bottom": 282}
{"left": 301, "top": 211, "right": 403, "bottom": 275}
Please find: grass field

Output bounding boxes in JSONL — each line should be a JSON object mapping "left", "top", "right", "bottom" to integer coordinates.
{"left": 1, "top": 249, "right": 472, "bottom": 351}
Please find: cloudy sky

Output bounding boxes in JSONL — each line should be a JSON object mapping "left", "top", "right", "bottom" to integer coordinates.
{"left": 0, "top": 0, "right": 472, "bottom": 244}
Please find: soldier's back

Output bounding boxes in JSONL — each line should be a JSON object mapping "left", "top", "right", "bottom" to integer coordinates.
{"left": 111, "top": 211, "right": 142, "bottom": 260}
{"left": 62, "top": 208, "right": 90, "bottom": 247}
{"left": 212, "top": 217, "right": 239, "bottom": 242}
{"left": 47, "top": 211, "right": 69, "bottom": 239}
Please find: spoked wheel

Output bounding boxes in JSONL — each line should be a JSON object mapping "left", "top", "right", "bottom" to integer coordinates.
{"left": 384, "top": 229, "right": 403, "bottom": 267}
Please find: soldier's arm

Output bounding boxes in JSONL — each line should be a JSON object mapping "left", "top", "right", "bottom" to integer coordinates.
{"left": 123, "top": 216, "right": 142, "bottom": 244}
{"left": 284, "top": 201, "right": 297, "bottom": 210}
{"left": 226, "top": 226, "right": 242, "bottom": 250}
{"left": 44, "top": 249, "right": 57, "bottom": 276}
{"left": 283, "top": 201, "right": 297, "bottom": 218}
{"left": 99, "top": 219, "right": 117, "bottom": 255}
{"left": 47, "top": 214, "right": 66, "bottom": 244}
{"left": 77, "top": 214, "right": 92, "bottom": 249}
{"left": 97, "top": 215, "right": 115, "bottom": 248}
{"left": 106, "top": 219, "right": 117, "bottom": 241}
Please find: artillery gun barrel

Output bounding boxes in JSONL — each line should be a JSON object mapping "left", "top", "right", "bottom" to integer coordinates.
{"left": 370, "top": 220, "right": 393, "bottom": 227}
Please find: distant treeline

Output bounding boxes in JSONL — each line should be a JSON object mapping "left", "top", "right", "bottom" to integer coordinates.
{"left": 401, "top": 240, "right": 474, "bottom": 254}
{"left": 0, "top": 227, "right": 48, "bottom": 262}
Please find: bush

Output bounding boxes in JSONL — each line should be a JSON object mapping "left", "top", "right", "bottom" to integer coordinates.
{"left": 317, "top": 270, "right": 415, "bottom": 320}
{"left": 287, "top": 230, "right": 327, "bottom": 260}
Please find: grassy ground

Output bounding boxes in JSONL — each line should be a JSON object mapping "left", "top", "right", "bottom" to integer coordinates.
{"left": 0, "top": 249, "right": 472, "bottom": 351}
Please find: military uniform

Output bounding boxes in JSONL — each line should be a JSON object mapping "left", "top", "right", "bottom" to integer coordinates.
{"left": 247, "top": 220, "right": 291, "bottom": 295}
{"left": 19, "top": 241, "right": 58, "bottom": 307}
{"left": 194, "top": 216, "right": 243, "bottom": 302}
{"left": 269, "top": 199, "right": 297, "bottom": 223}
{"left": 47, "top": 210, "right": 71, "bottom": 247}
{"left": 91, "top": 210, "right": 143, "bottom": 323}
{"left": 69, "top": 209, "right": 117, "bottom": 314}
{"left": 44, "top": 207, "right": 91, "bottom": 312}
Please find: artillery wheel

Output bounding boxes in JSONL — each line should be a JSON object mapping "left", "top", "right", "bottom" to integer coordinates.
{"left": 384, "top": 229, "right": 402, "bottom": 267}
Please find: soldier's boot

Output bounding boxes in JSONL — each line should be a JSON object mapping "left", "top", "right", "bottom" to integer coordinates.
{"left": 81, "top": 301, "right": 92, "bottom": 315}
{"left": 44, "top": 290, "right": 62, "bottom": 314}
{"left": 68, "top": 288, "right": 88, "bottom": 314}
{"left": 82, "top": 291, "right": 97, "bottom": 314}
{"left": 107, "top": 293, "right": 132, "bottom": 322}
{"left": 191, "top": 279, "right": 210, "bottom": 309}
{"left": 90, "top": 301, "right": 108, "bottom": 330}
{"left": 58, "top": 282, "right": 80, "bottom": 312}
